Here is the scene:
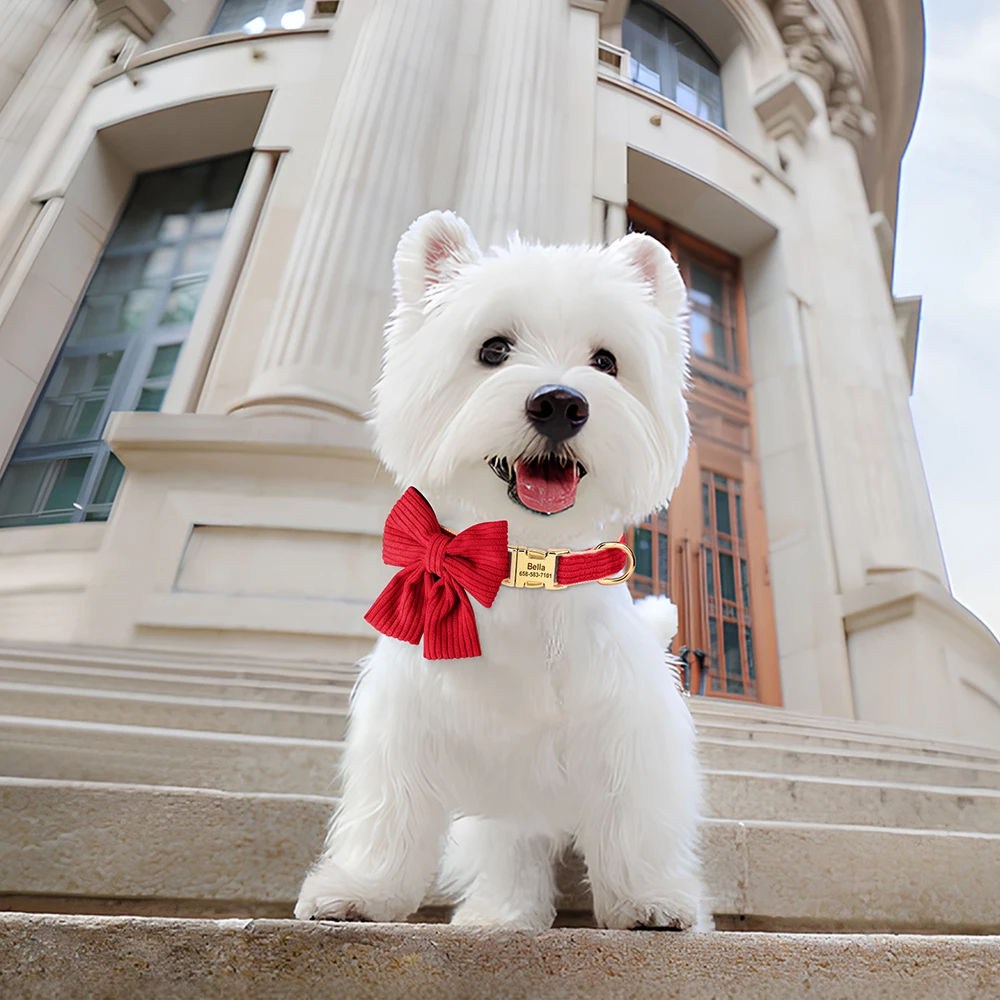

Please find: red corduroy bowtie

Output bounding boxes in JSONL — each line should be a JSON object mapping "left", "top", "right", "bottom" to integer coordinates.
{"left": 365, "top": 488, "right": 632, "bottom": 660}
{"left": 364, "top": 488, "right": 510, "bottom": 659}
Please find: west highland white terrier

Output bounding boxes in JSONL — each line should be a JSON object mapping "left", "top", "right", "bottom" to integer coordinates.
{"left": 295, "top": 210, "right": 703, "bottom": 931}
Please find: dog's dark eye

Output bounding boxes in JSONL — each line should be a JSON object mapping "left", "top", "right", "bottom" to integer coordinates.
{"left": 479, "top": 336, "right": 513, "bottom": 367}
{"left": 591, "top": 349, "right": 618, "bottom": 377}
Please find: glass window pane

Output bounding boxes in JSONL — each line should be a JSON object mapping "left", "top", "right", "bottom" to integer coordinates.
{"left": 121, "top": 287, "right": 159, "bottom": 332}
{"left": 657, "top": 532, "right": 669, "bottom": 587}
{"left": 71, "top": 398, "right": 106, "bottom": 439}
{"left": 159, "top": 277, "right": 207, "bottom": 326}
{"left": 715, "top": 487, "right": 731, "bottom": 536}
{"left": 0, "top": 463, "right": 49, "bottom": 516}
{"left": 193, "top": 209, "right": 232, "bottom": 235}
{"left": 212, "top": 0, "right": 306, "bottom": 34}
{"left": 719, "top": 553, "right": 737, "bottom": 603}
{"left": 690, "top": 264, "right": 723, "bottom": 311}
{"left": 704, "top": 548, "right": 714, "bottom": 596}
{"left": 708, "top": 616, "right": 719, "bottom": 685}
{"left": 136, "top": 387, "right": 166, "bottom": 412}
{"left": 723, "top": 620, "right": 744, "bottom": 694}
{"left": 702, "top": 479, "right": 711, "bottom": 530}
{"left": 148, "top": 343, "right": 183, "bottom": 380}
{"left": 741, "top": 558, "right": 751, "bottom": 611}
{"left": 689, "top": 312, "right": 718, "bottom": 360}
{"left": 634, "top": 527, "right": 653, "bottom": 578}
{"left": 43, "top": 457, "right": 91, "bottom": 511}
{"left": 157, "top": 214, "right": 190, "bottom": 242}
{"left": 735, "top": 492, "right": 744, "bottom": 540}
{"left": 632, "top": 578, "right": 653, "bottom": 597}
{"left": 745, "top": 626, "right": 755, "bottom": 682}
{"left": 22, "top": 352, "right": 123, "bottom": 446}
{"left": 180, "top": 237, "right": 222, "bottom": 275}
{"left": 92, "top": 455, "right": 125, "bottom": 507}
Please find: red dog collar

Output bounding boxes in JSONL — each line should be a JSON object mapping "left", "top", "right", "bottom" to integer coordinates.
{"left": 502, "top": 540, "right": 634, "bottom": 589}
{"left": 365, "top": 488, "right": 636, "bottom": 660}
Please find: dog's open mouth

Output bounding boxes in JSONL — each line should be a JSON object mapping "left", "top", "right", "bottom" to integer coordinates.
{"left": 488, "top": 455, "right": 586, "bottom": 515}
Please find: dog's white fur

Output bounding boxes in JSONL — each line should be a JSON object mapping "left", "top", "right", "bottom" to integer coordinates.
{"left": 295, "top": 211, "right": 703, "bottom": 930}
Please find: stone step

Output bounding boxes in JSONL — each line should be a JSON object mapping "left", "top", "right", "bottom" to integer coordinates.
{"left": 0, "top": 641, "right": 360, "bottom": 687}
{"left": 6, "top": 677, "right": 1000, "bottom": 780}
{"left": 4, "top": 778, "right": 999, "bottom": 932}
{"left": 698, "top": 737, "right": 1000, "bottom": 790}
{"left": 692, "top": 696, "right": 1000, "bottom": 754}
{"left": 0, "top": 661, "right": 353, "bottom": 707}
{"left": 0, "top": 682, "right": 349, "bottom": 741}
{"left": 3, "top": 916, "right": 997, "bottom": 1000}
{"left": 6, "top": 714, "right": 1000, "bottom": 796}
{"left": 4, "top": 638, "right": 1000, "bottom": 761}
{"left": 0, "top": 716, "right": 343, "bottom": 794}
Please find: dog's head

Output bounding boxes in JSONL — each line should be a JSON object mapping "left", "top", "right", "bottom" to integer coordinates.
{"left": 373, "top": 211, "right": 690, "bottom": 537}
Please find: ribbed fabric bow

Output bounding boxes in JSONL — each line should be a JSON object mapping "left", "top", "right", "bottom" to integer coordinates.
{"left": 364, "top": 488, "right": 510, "bottom": 660}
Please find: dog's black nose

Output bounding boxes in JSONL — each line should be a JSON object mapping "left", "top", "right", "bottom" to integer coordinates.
{"left": 525, "top": 385, "right": 589, "bottom": 442}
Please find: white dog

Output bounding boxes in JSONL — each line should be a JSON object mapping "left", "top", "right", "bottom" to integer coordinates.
{"left": 295, "top": 210, "right": 703, "bottom": 931}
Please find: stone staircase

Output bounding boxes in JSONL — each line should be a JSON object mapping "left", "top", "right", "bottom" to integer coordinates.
{"left": 2, "top": 640, "right": 999, "bottom": 997}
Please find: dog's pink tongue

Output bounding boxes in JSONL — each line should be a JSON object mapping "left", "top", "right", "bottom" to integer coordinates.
{"left": 515, "top": 459, "right": 579, "bottom": 514}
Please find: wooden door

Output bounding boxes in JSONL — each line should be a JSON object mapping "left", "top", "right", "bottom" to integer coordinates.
{"left": 625, "top": 204, "right": 782, "bottom": 705}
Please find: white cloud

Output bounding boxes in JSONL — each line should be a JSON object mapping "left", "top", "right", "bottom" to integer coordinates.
{"left": 894, "top": 3, "right": 1000, "bottom": 638}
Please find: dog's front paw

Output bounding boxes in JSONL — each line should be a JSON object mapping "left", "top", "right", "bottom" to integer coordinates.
{"left": 596, "top": 888, "right": 701, "bottom": 932}
{"left": 294, "top": 865, "right": 410, "bottom": 922}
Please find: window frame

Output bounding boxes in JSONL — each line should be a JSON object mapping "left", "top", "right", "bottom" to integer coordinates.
{"left": 622, "top": 0, "right": 725, "bottom": 129}
{"left": 0, "top": 154, "right": 251, "bottom": 529}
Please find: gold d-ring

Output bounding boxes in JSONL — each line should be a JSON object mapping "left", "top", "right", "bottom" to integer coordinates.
{"left": 594, "top": 541, "right": 636, "bottom": 585}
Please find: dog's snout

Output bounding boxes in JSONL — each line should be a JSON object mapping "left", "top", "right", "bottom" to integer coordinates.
{"left": 525, "top": 385, "right": 589, "bottom": 443}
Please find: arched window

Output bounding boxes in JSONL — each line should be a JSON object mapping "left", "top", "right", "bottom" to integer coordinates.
{"left": 211, "top": 0, "right": 306, "bottom": 34}
{"left": 622, "top": 1, "right": 725, "bottom": 129}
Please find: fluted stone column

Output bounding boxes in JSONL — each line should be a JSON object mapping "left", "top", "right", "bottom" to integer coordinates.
{"left": 0, "top": 0, "right": 69, "bottom": 112}
{"left": 232, "top": 0, "right": 596, "bottom": 420}
{"left": 454, "top": 0, "right": 573, "bottom": 249}
{"left": 230, "top": 0, "right": 466, "bottom": 420}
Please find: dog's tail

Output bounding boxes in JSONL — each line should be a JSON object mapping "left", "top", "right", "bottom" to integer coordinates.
{"left": 633, "top": 594, "right": 679, "bottom": 648}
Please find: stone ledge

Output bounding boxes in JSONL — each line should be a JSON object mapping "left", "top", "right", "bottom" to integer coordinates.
{"left": 4, "top": 780, "right": 1000, "bottom": 932}
{"left": 0, "top": 915, "right": 997, "bottom": 1000}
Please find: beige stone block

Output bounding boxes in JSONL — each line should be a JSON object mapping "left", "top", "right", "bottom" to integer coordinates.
{"left": 0, "top": 716, "right": 341, "bottom": 794}
{"left": 0, "top": 272, "right": 74, "bottom": 384}
{"left": 699, "top": 737, "right": 1000, "bottom": 791}
{"left": 0, "top": 660, "right": 351, "bottom": 709}
{"left": 752, "top": 371, "right": 810, "bottom": 459}
{"left": 3, "top": 779, "right": 1000, "bottom": 933}
{"left": 716, "top": 819, "right": 1000, "bottom": 932}
{"left": 2, "top": 916, "right": 999, "bottom": 1000}
{"left": 30, "top": 208, "right": 104, "bottom": 302}
{"left": 0, "top": 681, "right": 347, "bottom": 741}
{"left": 0, "top": 357, "right": 34, "bottom": 452}
{"left": 704, "top": 769, "right": 1000, "bottom": 833}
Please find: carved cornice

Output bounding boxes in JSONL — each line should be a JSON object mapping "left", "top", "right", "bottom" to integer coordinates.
{"left": 770, "top": 0, "right": 875, "bottom": 145}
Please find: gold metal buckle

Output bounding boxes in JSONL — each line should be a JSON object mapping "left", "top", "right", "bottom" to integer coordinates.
{"left": 503, "top": 546, "right": 570, "bottom": 589}
{"left": 594, "top": 540, "right": 636, "bottom": 586}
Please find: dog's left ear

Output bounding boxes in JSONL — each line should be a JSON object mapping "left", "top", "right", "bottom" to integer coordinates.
{"left": 393, "top": 210, "right": 481, "bottom": 310}
{"left": 605, "top": 233, "right": 686, "bottom": 323}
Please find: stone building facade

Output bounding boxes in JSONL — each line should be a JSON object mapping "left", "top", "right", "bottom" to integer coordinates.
{"left": 0, "top": 0, "right": 998, "bottom": 748}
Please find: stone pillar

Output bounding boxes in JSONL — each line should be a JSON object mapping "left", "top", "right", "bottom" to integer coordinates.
{"left": 231, "top": 0, "right": 599, "bottom": 420}
{"left": 0, "top": 0, "right": 69, "bottom": 112}
{"left": 229, "top": 0, "right": 466, "bottom": 420}
{"left": 454, "top": 0, "right": 574, "bottom": 248}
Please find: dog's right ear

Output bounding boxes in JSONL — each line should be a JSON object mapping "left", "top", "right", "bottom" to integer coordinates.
{"left": 393, "top": 211, "right": 481, "bottom": 310}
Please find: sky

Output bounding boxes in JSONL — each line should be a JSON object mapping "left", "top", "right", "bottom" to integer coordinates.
{"left": 893, "top": 0, "right": 1000, "bottom": 640}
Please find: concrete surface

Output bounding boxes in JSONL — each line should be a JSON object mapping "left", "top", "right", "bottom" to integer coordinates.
{"left": 4, "top": 779, "right": 999, "bottom": 932}
{"left": 1, "top": 915, "right": 998, "bottom": 1000}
